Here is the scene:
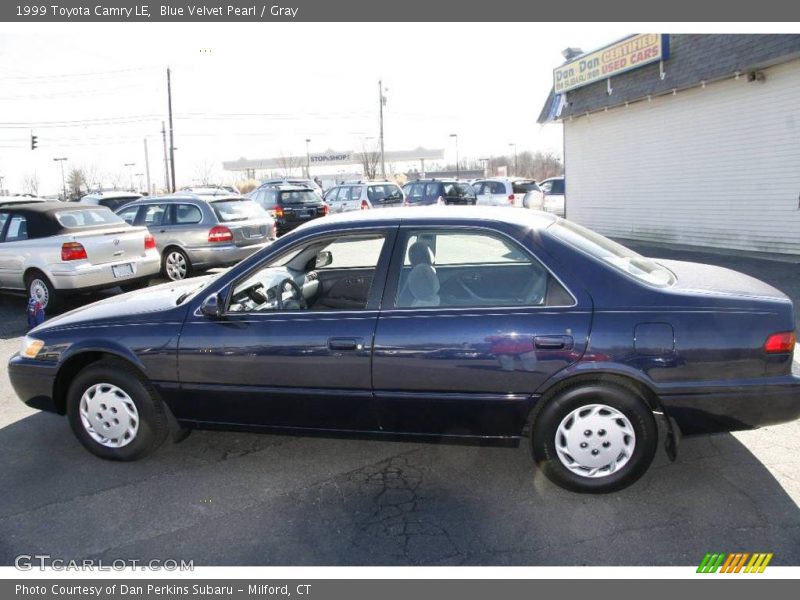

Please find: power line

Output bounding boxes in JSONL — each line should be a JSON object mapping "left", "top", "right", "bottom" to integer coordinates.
{"left": 0, "top": 66, "right": 159, "bottom": 82}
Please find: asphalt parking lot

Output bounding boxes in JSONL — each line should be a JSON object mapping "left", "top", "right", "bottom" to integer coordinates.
{"left": 1, "top": 243, "right": 799, "bottom": 566}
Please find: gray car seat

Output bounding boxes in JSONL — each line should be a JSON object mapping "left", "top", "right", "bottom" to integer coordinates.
{"left": 397, "top": 241, "right": 438, "bottom": 307}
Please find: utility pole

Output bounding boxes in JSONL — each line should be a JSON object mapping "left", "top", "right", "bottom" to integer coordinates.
{"left": 53, "top": 157, "right": 68, "bottom": 201}
{"left": 124, "top": 163, "right": 136, "bottom": 192}
{"left": 161, "top": 121, "right": 169, "bottom": 192}
{"left": 305, "top": 138, "right": 311, "bottom": 178}
{"left": 449, "top": 134, "right": 459, "bottom": 179}
{"left": 509, "top": 143, "right": 518, "bottom": 176}
{"left": 143, "top": 138, "right": 152, "bottom": 194}
{"left": 378, "top": 79, "right": 386, "bottom": 179}
{"left": 167, "top": 67, "right": 176, "bottom": 192}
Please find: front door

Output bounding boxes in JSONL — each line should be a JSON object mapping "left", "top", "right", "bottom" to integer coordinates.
{"left": 175, "top": 227, "right": 396, "bottom": 432}
{"left": 372, "top": 226, "right": 592, "bottom": 438}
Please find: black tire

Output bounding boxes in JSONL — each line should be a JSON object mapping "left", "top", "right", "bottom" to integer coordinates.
{"left": 25, "top": 269, "right": 60, "bottom": 312}
{"left": 531, "top": 383, "right": 658, "bottom": 493}
{"left": 119, "top": 279, "right": 150, "bottom": 293}
{"left": 66, "top": 358, "right": 169, "bottom": 461}
{"left": 162, "top": 247, "right": 192, "bottom": 281}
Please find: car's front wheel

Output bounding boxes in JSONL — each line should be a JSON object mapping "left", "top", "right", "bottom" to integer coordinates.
{"left": 531, "top": 383, "right": 657, "bottom": 493}
{"left": 66, "top": 358, "right": 169, "bottom": 460}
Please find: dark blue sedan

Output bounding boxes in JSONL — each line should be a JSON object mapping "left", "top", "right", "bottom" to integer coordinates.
{"left": 9, "top": 207, "right": 800, "bottom": 492}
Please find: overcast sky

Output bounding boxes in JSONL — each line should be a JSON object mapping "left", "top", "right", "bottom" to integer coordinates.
{"left": 0, "top": 23, "right": 629, "bottom": 193}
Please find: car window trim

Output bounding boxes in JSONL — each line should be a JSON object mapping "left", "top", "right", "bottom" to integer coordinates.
{"left": 215, "top": 224, "right": 400, "bottom": 317}
{"left": 381, "top": 224, "right": 578, "bottom": 312}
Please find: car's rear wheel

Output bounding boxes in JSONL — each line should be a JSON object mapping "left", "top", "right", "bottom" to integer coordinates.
{"left": 531, "top": 383, "right": 657, "bottom": 493}
{"left": 163, "top": 248, "right": 191, "bottom": 281}
{"left": 25, "top": 270, "right": 59, "bottom": 311}
{"left": 66, "top": 359, "right": 169, "bottom": 460}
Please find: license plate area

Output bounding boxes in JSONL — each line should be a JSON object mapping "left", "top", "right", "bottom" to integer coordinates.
{"left": 112, "top": 263, "right": 133, "bottom": 278}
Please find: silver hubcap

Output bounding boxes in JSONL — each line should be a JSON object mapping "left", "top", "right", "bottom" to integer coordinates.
{"left": 165, "top": 251, "right": 187, "bottom": 280}
{"left": 29, "top": 278, "right": 49, "bottom": 308}
{"left": 555, "top": 403, "right": 636, "bottom": 478}
{"left": 79, "top": 383, "right": 139, "bottom": 448}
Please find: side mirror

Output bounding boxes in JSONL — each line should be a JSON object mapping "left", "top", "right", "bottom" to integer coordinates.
{"left": 200, "top": 293, "right": 223, "bottom": 318}
{"left": 315, "top": 250, "right": 333, "bottom": 269}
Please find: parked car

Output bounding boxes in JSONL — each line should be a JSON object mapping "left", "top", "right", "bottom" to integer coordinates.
{"left": 0, "top": 202, "right": 159, "bottom": 309}
{"left": 249, "top": 185, "right": 329, "bottom": 236}
{"left": 80, "top": 191, "right": 142, "bottom": 212}
{"left": 401, "top": 179, "right": 476, "bottom": 206}
{"left": 179, "top": 185, "right": 239, "bottom": 197}
{"left": 115, "top": 194, "right": 275, "bottom": 281}
{"left": 539, "top": 176, "right": 565, "bottom": 217}
{"left": 323, "top": 181, "right": 405, "bottom": 212}
{"left": 10, "top": 207, "right": 800, "bottom": 493}
{"left": 472, "top": 178, "right": 543, "bottom": 208}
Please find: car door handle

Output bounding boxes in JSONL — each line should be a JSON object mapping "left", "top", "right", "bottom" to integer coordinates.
{"left": 328, "top": 337, "right": 364, "bottom": 351}
{"left": 534, "top": 335, "right": 574, "bottom": 350}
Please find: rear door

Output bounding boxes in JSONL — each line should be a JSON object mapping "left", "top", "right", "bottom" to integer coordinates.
{"left": 372, "top": 226, "right": 592, "bottom": 437}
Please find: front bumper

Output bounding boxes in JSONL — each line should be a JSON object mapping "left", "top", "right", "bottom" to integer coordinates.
{"left": 659, "top": 374, "right": 800, "bottom": 435}
{"left": 49, "top": 251, "right": 161, "bottom": 291}
{"left": 187, "top": 240, "right": 274, "bottom": 269}
{"left": 8, "top": 354, "right": 60, "bottom": 413}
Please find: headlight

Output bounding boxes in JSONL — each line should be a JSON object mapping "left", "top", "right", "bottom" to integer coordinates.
{"left": 20, "top": 336, "right": 44, "bottom": 359}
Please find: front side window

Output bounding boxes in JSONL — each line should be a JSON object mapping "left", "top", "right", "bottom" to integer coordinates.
{"left": 550, "top": 220, "right": 675, "bottom": 287}
{"left": 228, "top": 232, "right": 387, "bottom": 313}
{"left": 393, "top": 229, "right": 571, "bottom": 309}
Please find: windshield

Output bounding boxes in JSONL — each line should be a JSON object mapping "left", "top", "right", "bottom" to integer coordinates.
{"left": 210, "top": 199, "right": 267, "bottom": 222}
{"left": 279, "top": 190, "right": 321, "bottom": 204}
{"left": 550, "top": 220, "right": 675, "bottom": 287}
{"left": 55, "top": 208, "right": 126, "bottom": 229}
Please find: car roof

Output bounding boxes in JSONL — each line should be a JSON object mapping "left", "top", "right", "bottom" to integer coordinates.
{"left": 540, "top": 176, "right": 564, "bottom": 182}
{"left": 0, "top": 197, "right": 48, "bottom": 205}
{"left": 297, "top": 206, "right": 558, "bottom": 232}
{"left": 81, "top": 191, "right": 142, "bottom": 200}
{"left": 404, "top": 179, "right": 460, "bottom": 184}
{"left": 0, "top": 201, "right": 111, "bottom": 214}
{"left": 122, "top": 193, "right": 248, "bottom": 204}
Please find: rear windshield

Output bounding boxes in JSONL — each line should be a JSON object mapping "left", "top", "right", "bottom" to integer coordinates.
{"left": 100, "top": 197, "right": 140, "bottom": 211}
{"left": 55, "top": 208, "right": 126, "bottom": 229}
{"left": 367, "top": 184, "right": 403, "bottom": 202}
{"left": 512, "top": 180, "right": 540, "bottom": 194}
{"left": 279, "top": 190, "right": 321, "bottom": 205}
{"left": 550, "top": 220, "right": 675, "bottom": 287}
{"left": 210, "top": 199, "right": 267, "bottom": 222}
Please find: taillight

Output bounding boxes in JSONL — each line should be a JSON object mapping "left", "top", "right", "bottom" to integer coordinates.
{"left": 508, "top": 194, "right": 515, "bottom": 205}
{"left": 144, "top": 234, "right": 156, "bottom": 250}
{"left": 764, "top": 331, "right": 796, "bottom": 353}
{"left": 322, "top": 203, "right": 330, "bottom": 216}
{"left": 61, "top": 242, "right": 87, "bottom": 261}
{"left": 208, "top": 225, "right": 233, "bottom": 243}
{"left": 360, "top": 199, "right": 370, "bottom": 210}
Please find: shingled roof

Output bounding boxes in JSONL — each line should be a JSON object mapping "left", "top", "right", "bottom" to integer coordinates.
{"left": 537, "top": 34, "right": 800, "bottom": 123}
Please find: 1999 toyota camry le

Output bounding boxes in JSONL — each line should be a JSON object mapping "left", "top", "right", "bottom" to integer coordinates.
{"left": 9, "top": 207, "right": 800, "bottom": 492}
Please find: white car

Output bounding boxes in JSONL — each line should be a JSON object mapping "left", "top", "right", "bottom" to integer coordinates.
{"left": 0, "top": 202, "right": 160, "bottom": 309}
{"left": 539, "top": 176, "right": 565, "bottom": 217}
{"left": 472, "top": 178, "right": 544, "bottom": 209}
{"left": 323, "top": 181, "right": 405, "bottom": 213}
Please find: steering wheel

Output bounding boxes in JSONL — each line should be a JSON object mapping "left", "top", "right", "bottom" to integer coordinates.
{"left": 276, "top": 278, "right": 307, "bottom": 310}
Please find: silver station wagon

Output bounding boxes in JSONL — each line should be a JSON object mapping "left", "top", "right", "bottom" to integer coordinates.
{"left": 0, "top": 201, "right": 160, "bottom": 309}
{"left": 116, "top": 194, "right": 276, "bottom": 281}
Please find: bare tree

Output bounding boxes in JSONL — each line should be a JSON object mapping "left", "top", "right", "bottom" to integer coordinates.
{"left": 193, "top": 159, "right": 219, "bottom": 186}
{"left": 105, "top": 169, "right": 126, "bottom": 191}
{"left": 356, "top": 141, "right": 381, "bottom": 180}
{"left": 21, "top": 171, "right": 39, "bottom": 196}
{"left": 79, "top": 163, "right": 102, "bottom": 192}
{"left": 66, "top": 168, "right": 87, "bottom": 201}
{"left": 275, "top": 152, "right": 305, "bottom": 177}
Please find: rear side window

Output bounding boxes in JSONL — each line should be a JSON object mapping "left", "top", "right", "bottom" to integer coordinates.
{"left": 425, "top": 183, "right": 441, "bottom": 198}
{"left": 3, "top": 215, "right": 27, "bottom": 241}
{"left": 405, "top": 184, "right": 425, "bottom": 198}
{"left": 211, "top": 199, "right": 267, "bottom": 222}
{"left": 142, "top": 204, "right": 167, "bottom": 226}
{"left": 368, "top": 184, "right": 402, "bottom": 202}
{"left": 55, "top": 208, "right": 126, "bottom": 229}
{"left": 173, "top": 204, "right": 203, "bottom": 225}
{"left": 545, "top": 179, "right": 565, "bottom": 194}
{"left": 488, "top": 181, "right": 506, "bottom": 194}
{"left": 323, "top": 187, "right": 340, "bottom": 203}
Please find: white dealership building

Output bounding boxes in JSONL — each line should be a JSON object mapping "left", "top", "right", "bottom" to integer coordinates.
{"left": 539, "top": 34, "right": 800, "bottom": 256}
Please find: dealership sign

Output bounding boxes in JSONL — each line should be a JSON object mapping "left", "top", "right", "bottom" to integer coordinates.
{"left": 553, "top": 34, "right": 669, "bottom": 94}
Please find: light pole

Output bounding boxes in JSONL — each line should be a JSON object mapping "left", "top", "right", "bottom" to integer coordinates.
{"left": 53, "top": 157, "right": 67, "bottom": 200}
{"left": 305, "top": 138, "right": 311, "bottom": 178}
{"left": 509, "top": 143, "right": 517, "bottom": 176}
{"left": 479, "top": 157, "right": 489, "bottom": 178}
{"left": 124, "top": 163, "right": 136, "bottom": 192}
{"left": 378, "top": 80, "right": 387, "bottom": 179}
{"left": 449, "top": 134, "right": 459, "bottom": 179}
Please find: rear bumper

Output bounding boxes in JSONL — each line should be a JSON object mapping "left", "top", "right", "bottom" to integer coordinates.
{"left": 659, "top": 375, "right": 800, "bottom": 435}
{"left": 8, "top": 354, "right": 60, "bottom": 413}
{"left": 187, "top": 240, "right": 273, "bottom": 269}
{"left": 49, "top": 252, "right": 161, "bottom": 291}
